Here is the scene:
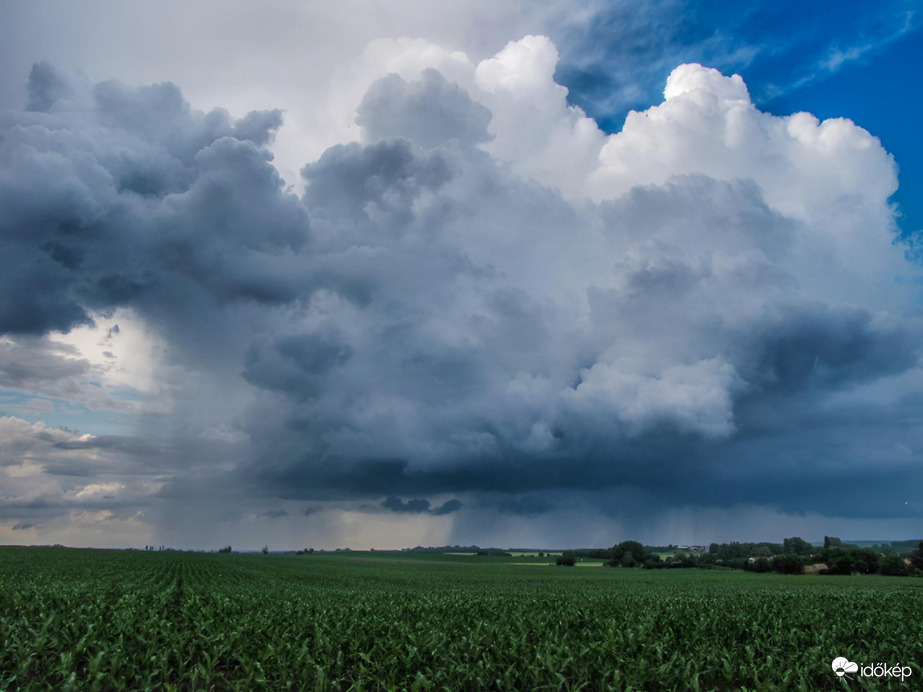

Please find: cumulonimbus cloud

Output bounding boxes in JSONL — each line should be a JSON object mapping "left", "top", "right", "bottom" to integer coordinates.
{"left": 0, "top": 36, "right": 921, "bottom": 545}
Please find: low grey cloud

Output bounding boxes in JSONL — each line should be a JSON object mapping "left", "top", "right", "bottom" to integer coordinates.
{"left": 489, "top": 495, "right": 555, "bottom": 517}
{"left": 0, "top": 62, "right": 307, "bottom": 338}
{"left": 381, "top": 497, "right": 463, "bottom": 515}
{"left": 0, "top": 338, "right": 89, "bottom": 388}
{"left": 257, "top": 509, "right": 289, "bottom": 520}
{"left": 382, "top": 497, "right": 432, "bottom": 514}
{"left": 432, "top": 499, "right": 464, "bottom": 516}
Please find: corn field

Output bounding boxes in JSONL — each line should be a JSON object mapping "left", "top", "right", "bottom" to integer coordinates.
{"left": 1, "top": 547, "right": 920, "bottom": 690}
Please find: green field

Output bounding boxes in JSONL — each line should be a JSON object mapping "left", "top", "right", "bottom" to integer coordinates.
{"left": 1, "top": 547, "right": 921, "bottom": 690}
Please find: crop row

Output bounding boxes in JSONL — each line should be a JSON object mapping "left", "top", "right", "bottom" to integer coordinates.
{"left": 1, "top": 548, "right": 921, "bottom": 690}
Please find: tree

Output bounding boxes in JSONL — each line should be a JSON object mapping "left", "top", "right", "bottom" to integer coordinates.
{"left": 850, "top": 548, "right": 880, "bottom": 575}
{"left": 783, "top": 537, "right": 814, "bottom": 556}
{"left": 912, "top": 541, "right": 923, "bottom": 572}
{"left": 821, "top": 547, "right": 879, "bottom": 575}
{"left": 556, "top": 551, "right": 576, "bottom": 566}
{"left": 608, "top": 540, "right": 646, "bottom": 566}
{"left": 880, "top": 554, "right": 910, "bottom": 577}
{"left": 642, "top": 554, "right": 663, "bottom": 569}
{"left": 750, "top": 557, "right": 772, "bottom": 573}
{"left": 772, "top": 554, "right": 804, "bottom": 574}
{"left": 669, "top": 552, "right": 696, "bottom": 569}
{"left": 823, "top": 547, "right": 854, "bottom": 575}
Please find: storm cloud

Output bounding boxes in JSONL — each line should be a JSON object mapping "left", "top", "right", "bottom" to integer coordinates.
{"left": 1, "top": 34, "right": 921, "bottom": 549}
{"left": 381, "top": 497, "right": 463, "bottom": 515}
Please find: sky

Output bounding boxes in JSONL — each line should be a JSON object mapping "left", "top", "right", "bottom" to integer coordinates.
{"left": 0, "top": 0, "right": 921, "bottom": 550}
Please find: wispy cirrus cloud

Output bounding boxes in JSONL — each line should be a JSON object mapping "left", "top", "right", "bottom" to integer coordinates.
{"left": 550, "top": 0, "right": 922, "bottom": 122}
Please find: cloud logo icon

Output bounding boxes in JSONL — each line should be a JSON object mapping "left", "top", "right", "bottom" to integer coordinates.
{"left": 832, "top": 657, "right": 859, "bottom": 677}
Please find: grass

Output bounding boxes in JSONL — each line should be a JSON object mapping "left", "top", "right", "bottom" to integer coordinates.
{"left": 1, "top": 546, "right": 921, "bottom": 690}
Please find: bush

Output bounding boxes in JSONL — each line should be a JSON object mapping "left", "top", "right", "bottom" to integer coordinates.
{"left": 665, "top": 553, "right": 697, "bottom": 569}
{"left": 821, "top": 547, "right": 881, "bottom": 575}
{"left": 772, "top": 554, "right": 804, "bottom": 574}
{"left": 642, "top": 556, "right": 664, "bottom": 569}
{"left": 911, "top": 541, "right": 923, "bottom": 572}
{"left": 556, "top": 552, "right": 576, "bottom": 566}
{"left": 880, "top": 554, "right": 911, "bottom": 577}
{"left": 851, "top": 548, "right": 881, "bottom": 575}
{"left": 749, "top": 557, "right": 772, "bottom": 573}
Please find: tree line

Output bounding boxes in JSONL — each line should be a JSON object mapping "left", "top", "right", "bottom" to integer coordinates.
{"left": 564, "top": 538, "right": 923, "bottom": 576}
